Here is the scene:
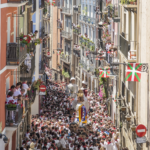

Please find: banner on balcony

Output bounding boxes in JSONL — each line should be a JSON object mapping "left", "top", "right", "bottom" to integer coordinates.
{"left": 99, "top": 68, "right": 110, "bottom": 78}
{"left": 47, "top": 0, "right": 55, "bottom": 6}
{"left": 125, "top": 63, "right": 142, "bottom": 82}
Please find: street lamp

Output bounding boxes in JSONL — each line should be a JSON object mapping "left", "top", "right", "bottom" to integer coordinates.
{"left": 0, "top": 134, "right": 8, "bottom": 143}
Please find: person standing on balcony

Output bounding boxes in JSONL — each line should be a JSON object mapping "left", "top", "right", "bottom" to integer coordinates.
{"left": 6, "top": 91, "right": 14, "bottom": 103}
{"left": 22, "top": 81, "right": 31, "bottom": 95}
{"left": 7, "top": 85, "right": 16, "bottom": 95}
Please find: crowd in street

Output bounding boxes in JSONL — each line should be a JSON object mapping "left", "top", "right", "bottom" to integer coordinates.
{"left": 20, "top": 81, "right": 122, "bottom": 150}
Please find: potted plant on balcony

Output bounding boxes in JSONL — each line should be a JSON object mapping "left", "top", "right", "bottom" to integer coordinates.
{"left": 57, "top": 63, "right": 61, "bottom": 69}
{"left": 64, "top": 72, "right": 70, "bottom": 79}
{"left": 133, "top": 0, "right": 137, "bottom": 5}
{"left": 95, "top": 69, "right": 99, "bottom": 77}
{"left": 33, "top": 79, "right": 43, "bottom": 91}
{"left": 5, "top": 100, "right": 17, "bottom": 111}
{"left": 34, "top": 38, "right": 42, "bottom": 46}
{"left": 129, "top": 0, "right": 134, "bottom": 4}
{"left": 9, "top": 120, "right": 14, "bottom": 126}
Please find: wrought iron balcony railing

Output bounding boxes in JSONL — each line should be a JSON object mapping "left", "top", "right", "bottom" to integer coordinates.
{"left": 80, "top": 15, "right": 96, "bottom": 25}
{"left": 20, "top": 54, "right": 35, "bottom": 82}
{"left": 6, "top": 43, "right": 27, "bottom": 66}
{"left": 5, "top": 105, "right": 23, "bottom": 127}
{"left": 20, "top": 5, "right": 25, "bottom": 14}
{"left": 62, "top": 7, "right": 72, "bottom": 15}
{"left": 73, "top": 28, "right": 81, "bottom": 35}
{"left": 61, "top": 30, "right": 72, "bottom": 40}
{"left": 60, "top": 54, "right": 70, "bottom": 63}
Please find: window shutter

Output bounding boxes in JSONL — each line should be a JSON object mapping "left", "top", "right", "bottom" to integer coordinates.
{"left": 7, "top": 17, "right": 10, "bottom": 43}
{"left": 30, "top": 21, "right": 33, "bottom": 33}
{"left": 14, "top": 15, "right": 16, "bottom": 42}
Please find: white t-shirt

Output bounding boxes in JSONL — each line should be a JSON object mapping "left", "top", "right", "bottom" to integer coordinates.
{"left": 22, "top": 83, "right": 29, "bottom": 95}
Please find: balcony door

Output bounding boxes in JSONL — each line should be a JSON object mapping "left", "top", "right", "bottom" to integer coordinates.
{"left": 6, "top": 77, "right": 10, "bottom": 95}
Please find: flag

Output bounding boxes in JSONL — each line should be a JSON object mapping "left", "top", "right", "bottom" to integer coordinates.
{"left": 47, "top": 0, "right": 55, "bottom": 6}
{"left": 99, "top": 68, "right": 110, "bottom": 78}
{"left": 125, "top": 63, "right": 142, "bottom": 82}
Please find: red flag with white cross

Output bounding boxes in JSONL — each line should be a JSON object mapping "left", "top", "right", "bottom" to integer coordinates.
{"left": 99, "top": 68, "right": 110, "bottom": 78}
{"left": 125, "top": 63, "right": 142, "bottom": 82}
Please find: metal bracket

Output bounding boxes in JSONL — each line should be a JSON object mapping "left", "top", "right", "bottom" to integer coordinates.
{"left": 12, "top": 13, "right": 24, "bottom": 18}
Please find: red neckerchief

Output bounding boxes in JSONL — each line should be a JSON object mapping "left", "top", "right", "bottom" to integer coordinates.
{"left": 7, "top": 95, "right": 11, "bottom": 98}
{"left": 107, "top": 142, "right": 111, "bottom": 144}
{"left": 22, "top": 82, "right": 26, "bottom": 84}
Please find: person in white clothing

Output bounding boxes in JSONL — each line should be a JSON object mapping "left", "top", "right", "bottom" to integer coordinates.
{"left": 22, "top": 80, "right": 30, "bottom": 95}
{"left": 106, "top": 139, "right": 114, "bottom": 150}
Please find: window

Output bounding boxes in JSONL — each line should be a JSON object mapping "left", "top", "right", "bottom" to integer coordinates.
{"left": 14, "top": 15, "right": 16, "bottom": 42}
{"left": 126, "top": 88, "right": 130, "bottom": 103}
{"left": 86, "top": 27, "right": 88, "bottom": 35}
{"left": 14, "top": 72, "right": 16, "bottom": 85}
{"left": 7, "top": 17, "right": 10, "bottom": 43}
{"left": 93, "top": 6, "right": 95, "bottom": 18}
{"left": 122, "top": 82, "right": 125, "bottom": 97}
{"left": 89, "top": 27, "right": 91, "bottom": 38}
{"left": 132, "top": 96, "right": 135, "bottom": 113}
{"left": 82, "top": 4, "right": 84, "bottom": 15}
{"left": 86, "top": 5, "right": 88, "bottom": 16}
{"left": 6, "top": 77, "right": 10, "bottom": 94}
{"left": 55, "top": 73, "right": 57, "bottom": 81}
{"left": 89, "top": 5, "right": 91, "bottom": 17}
{"left": 123, "top": 62, "right": 125, "bottom": 82}
{"left": 93, "top": 30, "right": 95, "bottom": 42}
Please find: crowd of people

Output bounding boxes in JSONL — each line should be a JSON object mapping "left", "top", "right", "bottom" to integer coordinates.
{"left": 18, "top": 80, "right": 123, "bottom": 150}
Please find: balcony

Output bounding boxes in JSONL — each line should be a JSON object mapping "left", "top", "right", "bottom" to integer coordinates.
{"left": 73, "top": 5, "right": 81, "bottom": 13}
{"left": 57, "top": 43, "right": 63, "bottom": 50}
{"left": 61, "top": 30, "right": 72, "bottom": 40}
{"left": 120, "top": 0, "right": 137, "bottom": 8}
{"left": 80, "top": 15, "right": 96, "bottom": 25}
{"left": 62, "top": 7, "right": 72, "bottom": 15}
{"left": 6, "top": 43, "right": 27, "bottom": 66}
{"left": 60, "top": 54, "right": 70, "bottom": 64}
{"left": 73, "top": 27, "right": 81, "bottom": 35}
{"left": 20, "top": 54, "right": 35, "bottom": 82}
{"left": 5, "top": 105, "right": 23, "bottom": 127}
{"left": 28, "top": 86, "right": 36, "bottom": 103}
{"left": 57, "top": 21, "right": 63, "bottom": 29}
{"left": 39, "top": 0, "right": 45, "bottom": 9}
{"left": 73, "top": 45, "right": 80, "bottom": 57}
{"left": 31, "top": 0, "right": 36, "bottom": 13}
